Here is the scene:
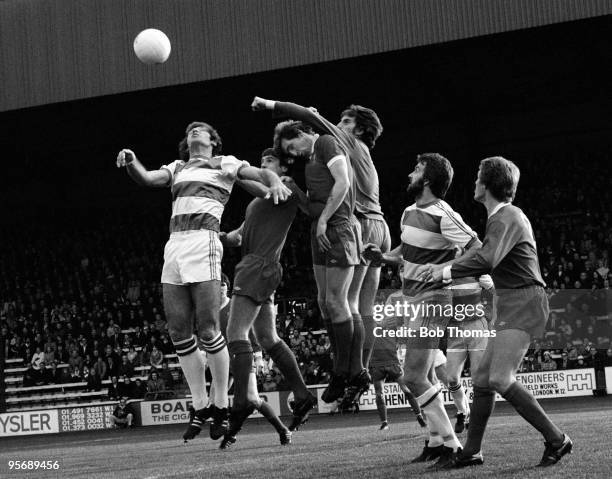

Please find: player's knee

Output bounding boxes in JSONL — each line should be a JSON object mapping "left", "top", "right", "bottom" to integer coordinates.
{"left": 168, "top": 325, "right": 192, "bottom": 344}
{"left": 198, "top": 324, "right": 218, "bottom": 342}
{"left": 488, "top": 373, "right": 511, "bottom": 393}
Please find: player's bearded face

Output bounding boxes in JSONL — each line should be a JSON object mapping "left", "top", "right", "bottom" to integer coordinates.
{"left": 406, "top": 171, "right": 425, "bottom": 197}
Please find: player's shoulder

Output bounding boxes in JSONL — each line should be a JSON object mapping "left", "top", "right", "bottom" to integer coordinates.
{"left": 432, "top": 199, "right": 460, "bottom": 218}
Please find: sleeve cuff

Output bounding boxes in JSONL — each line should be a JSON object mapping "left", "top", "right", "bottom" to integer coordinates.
{"left": 265, "top": 100, "right": 276, "bottom": 110}
{"left": 326, "top": 154, "right": 345, "bottom": 168}
{"left": 442, "top": 265, "right": 452, "bottom": 282}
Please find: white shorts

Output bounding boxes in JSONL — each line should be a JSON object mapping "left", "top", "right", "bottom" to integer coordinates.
{"left": 433, "top": 349, "right": 447, "bottom": 368}
{"left": 161, "top": 230, "right": 223, "bottom": 285}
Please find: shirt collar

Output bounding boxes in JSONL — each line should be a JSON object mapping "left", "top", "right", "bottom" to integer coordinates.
{"left": 489, "top": 202, "right": 510, "bottom": 218}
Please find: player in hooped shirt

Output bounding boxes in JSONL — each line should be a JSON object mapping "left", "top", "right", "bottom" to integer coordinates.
{"left": 364, "top": 154, "right": 483, "bottom": 469}
{"left": 419, "top": 157, "right": 572, "bottom": 468}
{"left": 252, "top": 97, "right": 388, "bottom": 407}
{"left": 115, "top": 122, "right": 291, "bottom": 441}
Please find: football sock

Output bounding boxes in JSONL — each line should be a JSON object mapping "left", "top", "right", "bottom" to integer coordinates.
{"left": 173, "top": 336, "right": 208, "bottom": 410}
{"left": 462, "top": 385, "right": 496, "bottom": 456}
{"left": 502, "top": 381, "right": 564, "bottom": 445}
{"left": 268, "top": 340, "right": 310, "bottom": 401}
{"left": 349, "top": 313, "right": 365, "bottom": 377}
{"left": 418, "top": 385, "right": 461, "bottom": 451}
{"left": 324, "top": 317, "right": 338, "bottom": 371}
{"left": 332, "top": 319, "right": 354, "bottom": 377}
{"left": 227, "top": 340, "right": 253, "bottom": 409}
{"left": 361, "top": 315, "right": 375, "bottom": 368}
{"left": 449, "top": 382, "right": 467, "bottom": 415}
{"left": 202, "top": 333, "right": 230, "bottom": 408}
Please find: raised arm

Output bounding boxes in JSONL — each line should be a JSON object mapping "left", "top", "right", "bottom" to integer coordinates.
{"left": 236, "top": 179, "right": 270, "bottom": 199}
{"left": 116, "top": 149, "right": 170, "bottom": 187}
{"left": 251, "top": 97, "right": 341, "bottom": 139}
{"left": 236, "top": 165, "right": 292, "bottom": 204}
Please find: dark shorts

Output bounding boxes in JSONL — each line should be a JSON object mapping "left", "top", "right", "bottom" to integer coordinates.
{"left": 233, "top": 254, "right": 281, "bottom": 304}
{"left": 495, "top": 285, "right": 549, "bottom": 338}
{"left": 401, "top": 290, "right": 453, "bottom": 349}
{"left": 369, "top": 363, "right": 402, "bottom": 383}
{"left": 446, "top": 317, "right": 489, "bottom": 352}
{"left": 358, "top": 215, "right": 391, "bottom": 266}
{"left": 311, "top": 217, "right": 362, "bottom": 267}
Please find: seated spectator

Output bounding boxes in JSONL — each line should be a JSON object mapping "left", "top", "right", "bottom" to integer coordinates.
{"left": 70, "top": 366, "right": 82, "bottom": 382}
{"left": 158, "top": 334, "right": 173, "bottom": 355}
{"left": 118, "top": 355, "right": 135, "bottom": 378}
{"left": 68, "top": 349, "right": 83, "bottom": 372}
{"left": 108, "top": 376, "right": 121, "bottom": 400}
{"left": 60, "top": 366, "right": 72, "bottom": 384}
{"left": 147, "top": 371, "right": 166, "bottom": 393}
{"left": 115, "top": 375, "right": 130, "bottom": 397}
{"left": 22, "top": 363, "right": 38, "bottom": 387}
{"left": 131, "top": 378, "right": 147, "bottom": 399}
{"left": 46, "top": 362, "right": 63, "bottom": 384}
{"left": 126, "top": 346, "right": 140, "bottom": 366}
{"left": 557, "top": 351, "right": 570, "bottom": 369}
{"left": 43, "top": 346, "right": 55, "bottom": 366}
{"left": 110, "top": 398, "right": 134, "bottom": 429}
{"left": 31, "top": 347, "right": 45, "bottom": 370}
{"left": 159, "top": 361, "right": 174, "bottom": 390}
{"left": 541, "top": 352, "right": 557, "bottom": 371}
{"left": 149, "top": 346, "right": 163, "bottom": 369}
{"left": 86, "top": 367, "right": 102, "bottom": 391}
{"left": 94, "top": 357, "right": 108, "bottom": 380}
{"left": 106, "top": 356, "right": 119, "bottom": 378}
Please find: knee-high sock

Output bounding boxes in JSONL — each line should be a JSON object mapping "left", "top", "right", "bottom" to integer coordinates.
{"left": 449, "top": 382, "right": 467, "bottom": 415}
{"left": 362, "top": 315, "right": 375, "bottom": 368}
{"left": 324, "top": 318, "right": 337, "bottom": 371}
{"left": 268, "top": 340, "right": 309, "bottom": 401}
{"left": 349, "top": 313, "right": 365, "bottom": 377}
{"left": 502, "top": 381, "right": 564, "bottom": 445}
{"left": 375, "top": 393, "right": 387, "bottom": 423}
{"left": 462, "top": 385, "right": 496, "bottom": 456}
{"left": 332, "top": 319, "right": 354, "bottom": 377}
{"left": 202, "top": 333, "right": 230, "bottom": 408}
{"left": 254, "top": 398, "right": 288, "bottom": 434}
{"left": 228, "top": 340, "right": 253, "bottom": 409}
{"left": 174, "top": 336, "right": 208, "bottom": 410}
{"left": 417, "top": 385, "right": 461, "bottom": 451}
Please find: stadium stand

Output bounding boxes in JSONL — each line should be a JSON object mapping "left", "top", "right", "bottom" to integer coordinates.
{"left": 1, "top": 150, "right": 611, "bottom": 412}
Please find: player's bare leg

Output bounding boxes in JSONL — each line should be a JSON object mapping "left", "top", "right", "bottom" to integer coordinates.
{"left": 164, "top": 284, "right": 210, "bottom": 442}
{"left": 191, "top": 280, "right": 229, "bottom": 440}
{"left": 360, "top": 265, "right": 381, "bottom": 369}
{"left": 321, "top": 265, "right": 355, "bottom": 403}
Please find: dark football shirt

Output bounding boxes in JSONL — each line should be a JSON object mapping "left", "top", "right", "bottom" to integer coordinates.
{"left": 304, "top": 134, "right": 355, "bottom": 226}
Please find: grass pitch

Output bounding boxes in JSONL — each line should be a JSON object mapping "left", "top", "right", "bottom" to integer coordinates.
{"left": 1, "top": 397, "right": 611, "bottom": 479}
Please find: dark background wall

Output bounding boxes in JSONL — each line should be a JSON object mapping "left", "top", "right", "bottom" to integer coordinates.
{"left": 1, "top": 0, "right": 610, "bottom": 112}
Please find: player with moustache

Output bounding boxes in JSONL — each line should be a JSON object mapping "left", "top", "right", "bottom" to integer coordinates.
{"left": 116, "top": 123, "right": 291, "bottom": 441}
{"left": 363, "top": 154, "right": 482, "bottom": 469}
{"left": 251, "top": 97, "right": 389, "bottom": 408}
{"left": 418, "top": 156, "right": 572, "bottom": 468}
{"left": 220, "top": 148, "right": 317, "bottom": 441}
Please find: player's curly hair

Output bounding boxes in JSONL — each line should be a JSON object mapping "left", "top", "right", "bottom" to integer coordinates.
{"left": 178, "top": 122, "right": 223, "bottom": 161}
{"left": 417, "top": 153, "right": 454, "bottom": 199}
{"left": 273, "top": 120, "right": 314, "bottom": 157}
{"left": 341, "top": 105, "right": 383, "bottom": 149}
{"left": 479, "top": 156, "right": 520, "bottom": 202}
